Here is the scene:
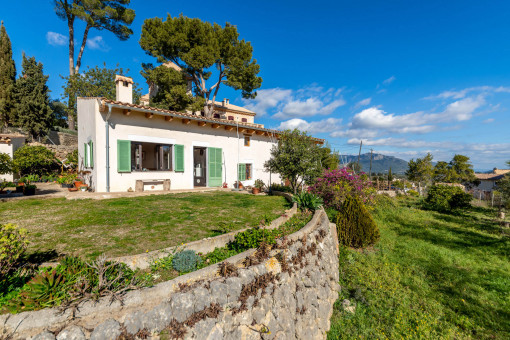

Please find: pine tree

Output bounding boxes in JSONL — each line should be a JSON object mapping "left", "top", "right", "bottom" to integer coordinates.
{"left": 336, "top": 195, "right": 380, "bottom": 248}
{"left": 0, "top": 21, "right": 17, "bottom": 127}
{"left": 15, "top": 54, "right": 53, "bottom": 138}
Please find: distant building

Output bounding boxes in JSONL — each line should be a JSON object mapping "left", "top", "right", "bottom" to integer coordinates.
{"left": 474, "top": 168, "right": 509, "bottom": 192}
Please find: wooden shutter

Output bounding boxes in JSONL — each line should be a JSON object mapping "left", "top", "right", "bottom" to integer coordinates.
{"left": 174, "top": 144, "right": 184, "bottom": 172}
{"left": 208, "top": 147, "right": 222, "bottom": 187}
{"left": 84, "top": 143, "right": 89, "bottom": 167}
{"left": 117, "top": 140, "right": 131, "bottom": 172}
{"left": 238, "top": 163, "right": 246, "bottom": 181}
{"left": 89, "top": 141, "right": 94, "bottom": 168}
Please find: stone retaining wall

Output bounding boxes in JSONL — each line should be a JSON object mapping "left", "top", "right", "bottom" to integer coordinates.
{"left": 2, "top": 208, "right": 340, "bottom": 340}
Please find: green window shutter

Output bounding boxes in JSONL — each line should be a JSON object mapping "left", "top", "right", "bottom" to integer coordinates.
{"left": 238, "top": 164, "right": 246, "bottom": 181}
{"left": 89, "top": 141, "right": 94, "bottom": 168}
{"left": 117, "top": 140, "right": 131, "bottom": 172}
{"left": 84, "top": 143, "right": 89, "bottom": 167}
{"left": 208, "top": 147, "right": 222, "bottom": 187}
{"left": 174, "top": 144, "right": 184, "bottom": 172}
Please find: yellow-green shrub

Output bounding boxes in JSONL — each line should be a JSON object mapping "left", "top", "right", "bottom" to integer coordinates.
{"left": 0, "top": 224, "right": 29, "bottom": 279}
{"left": 336, "top": 196, "right": 380, "bottom": 248}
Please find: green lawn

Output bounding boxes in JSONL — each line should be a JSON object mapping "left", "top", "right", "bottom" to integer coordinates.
{"left": 0, "top": 192, "right": 289, "bottom": 259}
{"left": 328, "top": 196, "right": 510, "bottom": 339}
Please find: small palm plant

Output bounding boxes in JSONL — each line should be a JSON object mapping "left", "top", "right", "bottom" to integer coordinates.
{"left": 292, "top": 191, "right": 323, "bottom": 212}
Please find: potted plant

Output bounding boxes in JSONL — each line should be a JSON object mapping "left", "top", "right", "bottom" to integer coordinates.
{"left": 234, "top": 181, "right": 244, "bottom": 189}
{"left": 252, "top": 179, "right": 265, "bottom": 195}
{"left": 222, "top": 182, "right": 228, "bottom": 188}
{"left": 0, "top": 180, "right": 13, "bottom": 194}
{"left": 23, "top": 184, "right": 37, "bottom": 196}
{"left": 16, "top": 177, "right": 26, "bottom": 193}
{"left": 74, "top": 177, "right": 84, "bottom": 188}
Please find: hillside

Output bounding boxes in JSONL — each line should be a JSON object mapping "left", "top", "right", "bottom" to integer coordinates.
{"left": 340, "top": 153, "right": 408, "bottom": 174}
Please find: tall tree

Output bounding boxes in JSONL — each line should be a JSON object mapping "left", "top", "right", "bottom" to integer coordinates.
{"left": 388, "top": 167, "right": 393, "bottom": 187}
{"left": 497, "top": 161, "right": 510, "bottom": 206}
{"left": 14, "top": 54, "right": 53, "bottom": 139}
{"left": 264, "top": 129, "right": 322, "bottom": 194}
{"left": 406, "top": 153, "right": 434, "bottom": 195}
{"left": 449, "top": 154, "right": 478, "bottom": 185}
{"left": 433, "top": 161, "right": 453, "bottom": 183}
{"left": 140, "top": 14, "right": 262, "bottom": 118}
{"left": 318, "top": 144, "right": 340, "bottom": 170}
{"left": 53, "top": 0, "right": 135, "bottom": 129}
{"left": 62, "top": 64, "right": 141, "bottom": 104}
{"left": 141, "top": 63, "right": 204, "bottom": 112}
{"left": 0, "top": 21, "right": 16, "bottom": 127}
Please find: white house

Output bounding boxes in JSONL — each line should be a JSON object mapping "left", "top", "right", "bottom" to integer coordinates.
{"left": 77, "top": 75, "right": 323, "bottom": 193}
{"left": 0, "top": 134, "right": 25, "bottom": 182}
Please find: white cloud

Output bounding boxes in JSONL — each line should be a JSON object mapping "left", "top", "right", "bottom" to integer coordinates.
{"left": 354, "top": 97, "right": 371, "bottom": 109}
{"left": 277, "top": 118, "right": 343, "bottom": 134}
{"left": 483, "top": 118, "right": 495, "bottom": 124}
{"left": 46, "top": 32, "right": 67, "bottom": 46}
{"left": 243, "top": 88, "right": 292, "bottom": 116}
{"left": 243, "top": 86, "right": 345, "bottom": 119}
{"left": 87, "top": 36, "right": 109, "bottom": 51}
{"left": 382, "top": 76, "right": 396, "bottom": 85}
{"left": 425, "top": 86, "right": 510, "bottom": 100}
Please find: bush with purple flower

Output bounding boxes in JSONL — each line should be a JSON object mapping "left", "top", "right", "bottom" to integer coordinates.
{"left": 309, "top": 168, "right": 376, "bottom": 210}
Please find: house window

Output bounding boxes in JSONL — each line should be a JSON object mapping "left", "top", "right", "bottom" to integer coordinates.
{"left": 123, "top": 81, "right": 129, "bottom": 87}
{"left": 238, "top": 163, "right": 252, "bottom": 181}
{"left": 130, "top": 142, "right": 173, "bottom": 171}
{"left": 228, "top": 116, "right": 234, "bottom": 120}
{"left": 213, "top": 113, "right": 220, "bottom": 119}
{"left": 244, "top": 135, "right": 251, "bottom": 147}
{"left": 84, "top": 141, "right": 94, "bottom": 168}
{"left": 241, "top": 118, "right": 247, "bottom": 122}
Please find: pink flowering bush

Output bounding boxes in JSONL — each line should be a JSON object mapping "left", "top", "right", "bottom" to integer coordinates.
{"left": 309, "top": 168, "right": 376, "bottom": 210}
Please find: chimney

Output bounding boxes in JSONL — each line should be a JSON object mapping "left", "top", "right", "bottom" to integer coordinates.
{"left": 115, "top": 75, "right": 134, "bottom": 104}
{"left": 223, "top": 98, "right": 229, "bottom": 106}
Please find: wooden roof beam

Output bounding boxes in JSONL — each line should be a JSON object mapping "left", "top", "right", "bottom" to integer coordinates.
{"left": 198, "top": 121, "right": 207, "bottom": 127}
{"left": 123, "top": 109, "right": 131, "bottom": 116}
{"left": 211, "top": 123, "right": 220, "bottom": 129}
{"left": 225, "top": 125, "right": 234, "bottom": 131}
{"left": 255, "top": 130, "right": 264, "bottom": 135}
{"left": 165, "top": 116, "right": 173, "bottom": 121}
{"left": 145, "top": 113, "right": 153, "bottom": 119}
{"left": 182, "top": 119, "right": 191, "bottom": 124}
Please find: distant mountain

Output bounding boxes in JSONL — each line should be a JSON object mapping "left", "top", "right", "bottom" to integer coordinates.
{"left": 340, "top": 153, "right": 409, "bottom": 175}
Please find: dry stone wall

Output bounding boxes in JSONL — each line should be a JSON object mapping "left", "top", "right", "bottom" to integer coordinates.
{"left": 2, "top": 209, "right": 340, "bottom": 340}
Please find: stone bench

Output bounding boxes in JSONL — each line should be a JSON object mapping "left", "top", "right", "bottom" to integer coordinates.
{"left": 135, "top": 179, "right": 170, "bottom": 192}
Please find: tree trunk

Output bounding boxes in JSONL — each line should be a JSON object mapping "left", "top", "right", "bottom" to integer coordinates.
{"left": 67, "top": 17, "right": 76, "bottom": 130}
{"left": 75, "top": 24, "right": 91, "bottom": 74}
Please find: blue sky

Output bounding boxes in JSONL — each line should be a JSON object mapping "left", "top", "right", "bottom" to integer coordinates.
{"left": 2, "top": 0, "right": 510, "bottom": 169}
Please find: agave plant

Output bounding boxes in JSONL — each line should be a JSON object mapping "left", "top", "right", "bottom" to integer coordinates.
{"left": 292, "top": 191, "right": 324, "bottom": 212}
{"left": 19, "top": 270, "right": 66, "bottom": 308}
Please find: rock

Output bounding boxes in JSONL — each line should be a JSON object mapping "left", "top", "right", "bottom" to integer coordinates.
{"left": 209, "top": 280, "right": 228, "bottom": 305}
{"left": 90, "top": 319, "right": 121, "bottom": 340}
{"left": 144, "top": 302, "right": 173, "bottom": 332}
{"left": 225, "top": 277, "right": 242, "bottom": 304}
{"left": 33, "top": 331, "right": 56, "bottom": 340}
{"left": 342, "top": 299, "right": 356, "bottom": 313}
{"left": 123, "top": 310, "right": 145, "bottom": 335}
{"left": 193, "top": 318, "right": 216, "bottom": 339}
{"left": 193, "top": 287, "right": 211, "bottom": 312}
{"left": 170, "top": 292, "right": 194, "bottom": 323}
{"left": 56, "top": 325, "right": 86, "bottom": 340}
{"left": 207, "top": 324, "right": 224, "bottom": 340}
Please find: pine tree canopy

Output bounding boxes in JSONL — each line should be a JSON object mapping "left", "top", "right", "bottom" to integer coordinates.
{"left": 0, "top": 21, "right": 17, "bottom": 127}
{"left": 139, "top": 14, "right": 262, "bottom": 118}
{"left": 15, "top": 54, "right": 53, "bottom": 138}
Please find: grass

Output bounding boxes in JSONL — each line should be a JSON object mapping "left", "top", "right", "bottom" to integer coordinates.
{"left": 0, "top": 192, "right": 289, "bottom": 259}
{"left": 328, "top": 196, "right": 510, "bottom": 340}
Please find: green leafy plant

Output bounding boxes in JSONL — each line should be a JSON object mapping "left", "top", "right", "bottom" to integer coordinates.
{"left": 172, "top": 250, "right": 202, "bottom": 273}
{"left": 254, "top": 179, "right": 265, "bottom": 190}
{"left": 230, "top": 227, "right": 277, "bottom": 251}
{"left": 425, "top": 185, "right": 471, "bottom": 212}
{"left": 0, "top": 180, "right": 14, "bottom": 191}
{"left": 0, "top": 224, "right": 29, "bottom": 279}
{"left": 336, "top": 195, "right": 380, "bottom": 248}
{"left": 18, "top": 270, "right": 65, "bottom": 309}
{"left": 408, "top": 189, "right": 419, "bottom": 197}
{"left": 292, "top": 191, "right": 324, "bottom": 212}
{"left": 13, "top": 145, "right": 57, "bottom": 176}
{"left": 0, "top": 152, "right": 13, "bottom": 175}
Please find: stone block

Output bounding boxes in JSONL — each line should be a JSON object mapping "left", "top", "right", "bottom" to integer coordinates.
{"left": 90, "top": 319, "right": 121, "bottom": 340}
{"left": 170, "top": 293, "right": 194, "bottom": 323}
{"left": 56, "top": 325, "right": 86, "bottom": 340}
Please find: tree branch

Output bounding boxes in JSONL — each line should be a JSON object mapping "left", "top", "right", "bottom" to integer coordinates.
{"left": 75, "top": 23, "right": 91, "bottom": 74}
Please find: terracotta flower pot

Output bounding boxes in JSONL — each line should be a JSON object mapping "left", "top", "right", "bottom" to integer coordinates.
{"left": 252, "top": 187, "right": 260, "bottom": 195}
{"left": 74, "top": 181, "right": 83, "bottom": 188}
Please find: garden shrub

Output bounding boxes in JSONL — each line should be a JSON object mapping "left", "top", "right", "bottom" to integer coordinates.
{"left": 230, "top": 227, "right": 277, "bottom": 251}
{"left": 0, "top": 224, "right": 29, "bottom": 279}
{"left": 172, "top": 250, "right": 202, "bottom": 273}
{"left": 270, "top": 183, "right": 294, "bottom": 193}
{"left": 0, "top": 152, "right": 13, "bottom": 175}
{"left": 310, "top": 168, "right": 376, "bottom": 211}
{"left": 425, "top": 185, "right": 471, "bottom": 212}
{"left": 336, "top": 196, "right": 380, "bottom": 248}
{"left": 13, "top": 145, "right": 58, "bottom": 176}
{"left": 408, "top": 189, "right": 419, "bottom": 197}
{"left": 292, "top": 191, "right": 323, "bottom": 212}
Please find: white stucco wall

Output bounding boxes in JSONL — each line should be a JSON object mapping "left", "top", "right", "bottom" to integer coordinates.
{"left": 476, "top": 179, "right": 497, "bottom": 191}
{"left": 78, "top": 99, "right": 281, "bottom": 193}
{"left": 0, "top": 137, "right": 25, "bottom": 182}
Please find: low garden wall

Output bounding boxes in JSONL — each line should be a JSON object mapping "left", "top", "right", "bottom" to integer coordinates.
{"left": 1, "top": 206, "right": 340, "bottom": 340}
